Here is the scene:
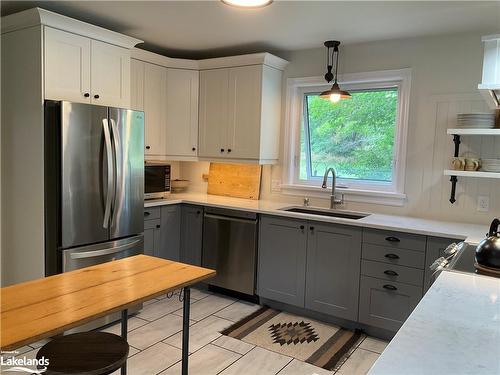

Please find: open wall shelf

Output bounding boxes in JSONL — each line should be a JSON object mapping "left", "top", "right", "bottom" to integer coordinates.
{"left": 445, "top": 129, "right": 500, "bottom": 204}
{"left": 447, "top": 128, "right": 500, "bottom": 136}
{"left": 444, "top": 170, "right": 500, "bottom": 179}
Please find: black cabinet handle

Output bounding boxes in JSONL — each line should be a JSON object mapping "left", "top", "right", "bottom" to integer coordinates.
{"left": 383, "top": 284, "right": 398, "bottom": 291}
{"left": 146, "top": 146, "right": 151, "bottom": 150}
{"left": 84, "top": 93, "right": 90, "bottom": 98}
{"left": 300, "top": 225, "right": 305, "bottom": 230}
{"left": 384, "top": 270, "right": 399, "bottom": 276}
{"left": 144, "top": 212, "right": 150, "bottom": 217}
{"left": 192, "top": 147, "right": 196, "bottom": 151}
{"left": 220, "top": 148, "right": 225, "bottom": 153}
{"left": 385, "top": 253, "right": 400, "bottom": 260}
{"left": 309, "top": 226, "right": 315, "bottom": 232}
{"left": 94, "top": 94, "right": 100, "bottom": 99}
{"left": 385, "top": 236, "right": 401, "bottom": 242}
{"left": 156, "top": 224, "right": 160, "bottom": 229}
{"left": 196, "top": 210, "right": 201, "bottom": 214}
{"left": 227, "top": 149, "right": 232, "bottom": 153}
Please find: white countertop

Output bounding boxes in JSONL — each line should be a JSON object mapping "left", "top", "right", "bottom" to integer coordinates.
{"left": 144, "top": 193, "right": 488, "bottom": 244}
{"left": 368, "top": 271, "right": 500, "bottom": 375}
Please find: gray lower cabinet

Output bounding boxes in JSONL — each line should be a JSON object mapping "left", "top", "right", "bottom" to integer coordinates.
{"left": 180, "top": 205, "right": 203, "bottom": 266}
{"left": 159, "top": 205, "right": 181, "bottom": 261}
{"left": 358, "top": 275, "right": 422, "bottom": 332}
{"left": 424, "top": 237, "right": 458, "bottom": 292}
{"left": 144, "top": 218, "right": 161, "bottom": 256}
{"left": 305, "top": 223, "right": 362, "bottom": 321}
{"left": 258, "top": 216, "right": 307, "bottom": 307}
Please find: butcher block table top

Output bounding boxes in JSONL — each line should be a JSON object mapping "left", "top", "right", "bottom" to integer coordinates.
{"left": 1, "top": 255, "right": 215, "bottom": 350}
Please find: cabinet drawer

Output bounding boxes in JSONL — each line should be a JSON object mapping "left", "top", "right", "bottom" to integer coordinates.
{"left": 362, "top": 228, "right": 426, "bottom": 252}
{"left": 359, "top": 276, "right": 422, "bottom": 332}
{"left": 361, "top": 260, "right": 424, "bottom": 287}
{"left": 144, "top": 207, "right": 161, "bottom": 220}
{"left": 144, "top": 218, "right": 161, "bottom": 230}
{"left": 362, "top": 244, "right": 425, "bottom": 269}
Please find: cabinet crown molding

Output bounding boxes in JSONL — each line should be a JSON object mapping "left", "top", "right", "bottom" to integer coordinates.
{"left": 198, "top": 53, "right": 289, "bottom": 71}
{"left": 1, "top": 7, "right": 143, "bottom": 49}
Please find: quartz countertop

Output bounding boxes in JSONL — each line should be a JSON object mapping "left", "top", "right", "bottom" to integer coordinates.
{"left": 368, "top": 271, "right": 500, "bottom": 375}
{"left": 144, "top": 193, "right": 487, "bottom": 244}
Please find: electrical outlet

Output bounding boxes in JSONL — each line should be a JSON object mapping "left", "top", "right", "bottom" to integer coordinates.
{"left": 271, "top": 179, "right": 281, "bottom": 192}
{"left": 477, "top": 196, "right": 490, "bottom": 212}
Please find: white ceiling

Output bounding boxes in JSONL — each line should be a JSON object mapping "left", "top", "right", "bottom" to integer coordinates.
{"left": 1, "top": 1, "right": 499, "bottom": 59}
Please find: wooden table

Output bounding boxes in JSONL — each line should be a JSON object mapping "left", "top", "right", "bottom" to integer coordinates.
{"left": 1, "top": 255, "right": 215, "bottom": 375}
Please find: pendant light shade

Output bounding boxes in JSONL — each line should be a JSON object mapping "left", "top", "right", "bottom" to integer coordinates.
{"left": 221, "top": 0, "right": 273, "bottom": 8}
{"left": 321, "top": 40, "right": 351, "bottom": 103}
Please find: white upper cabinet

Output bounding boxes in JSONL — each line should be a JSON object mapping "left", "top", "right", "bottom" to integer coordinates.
{"left": 130, "top": 59, "right": 145, "bottom": 111}
{"left": 198, "top": 58, "right": 287, "bottom": 164}
{"left": 44, "top": 27, "right": 91, "bottom": 103}
{"left": 90, "top": 39, "right": 130, "bottom": 108}
{"left": 199, "top": 68, "right": 229, "bottom": 158}
{"left": 143, "top": 62, "right": 166, "bottom": 157}
{"left": 164, "top": 68, "right": 199, "bottom": 158}
{"left": 44, "top": 27, "right": 131, "bottom": 108}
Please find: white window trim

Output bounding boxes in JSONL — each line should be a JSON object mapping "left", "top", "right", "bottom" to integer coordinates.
{"left": 281, "top": 68, "right": 412, "bottom": 206}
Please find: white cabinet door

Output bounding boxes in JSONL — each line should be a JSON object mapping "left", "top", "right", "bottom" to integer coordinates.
{"left": 227, "top": 65, "right": 262, "bottom": 159}
{"left": 165, "top": 69, "right": 199, "bottom": 157}
{"left": 44, "top": 27, "right": 91, "bottom": 103}
{"left": 143, "top": 62, "right": 166, "bottom": 157}
{"left": 130, "top": 59, "right": 145, "bottom": 111}
{"left": 198, "top": 69, "right": 229, "bottom": 158}
{"left": 90, "top": 40, "right": 130, "bottom": 108}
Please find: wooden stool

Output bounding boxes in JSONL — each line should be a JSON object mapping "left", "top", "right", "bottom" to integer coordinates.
{"left": 36, "top": 331, "right": 129, "bottom": 375}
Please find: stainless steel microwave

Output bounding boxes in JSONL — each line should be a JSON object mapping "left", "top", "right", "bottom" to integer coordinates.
{"left": 144, "top": 163, "right": 171, "bottom": 200}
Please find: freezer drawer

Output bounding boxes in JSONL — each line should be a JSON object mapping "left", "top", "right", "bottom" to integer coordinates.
{"left": 63, "top": 235, "right": 143, "bottom": 272}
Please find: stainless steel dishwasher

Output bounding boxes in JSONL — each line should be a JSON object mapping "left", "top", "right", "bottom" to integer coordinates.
{"left": 202, "top": 207, "right": 258, "bottom": 295}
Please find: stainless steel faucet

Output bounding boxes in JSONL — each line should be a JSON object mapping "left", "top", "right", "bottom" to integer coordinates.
{"left": 322, "top": 167, "right": 344, "bottom": 209}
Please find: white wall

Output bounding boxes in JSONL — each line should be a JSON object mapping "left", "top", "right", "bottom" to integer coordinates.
{"left": 181, "top": 32, "right": 500, "bottom": 225}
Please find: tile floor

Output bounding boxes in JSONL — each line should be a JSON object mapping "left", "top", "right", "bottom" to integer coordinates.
{"left": 12, "top": 288, "right": 389, "bottom": 375}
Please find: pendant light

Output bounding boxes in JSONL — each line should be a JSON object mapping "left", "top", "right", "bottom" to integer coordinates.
{"left": 320, "top": 41, "right": 351, "bottom": 103}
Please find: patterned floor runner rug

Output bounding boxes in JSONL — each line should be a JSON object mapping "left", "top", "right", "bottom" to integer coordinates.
{"left": 221, "top": 307, "right": 365, "bottom": 371}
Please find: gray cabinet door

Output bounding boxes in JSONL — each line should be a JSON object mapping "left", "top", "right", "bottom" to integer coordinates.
{"left": 305, "top": 223, "right": 362, "bottom": 321}
{"left": 424, "top": 237, "right": 458, "bottom": 292}
{"left": 144, "top": 219, "right": 161, "bottom": 257}
{"left": 257, "top": 216, "right": 307, "bottom": 307}
{"left": 180, "top": 205, "right": 203, "bottom": 266}
{"left": 159, "top": 205, "right": 181, "bottom": 261}
{"left": 359, "top": 275, "right": 422, "bottom": 332}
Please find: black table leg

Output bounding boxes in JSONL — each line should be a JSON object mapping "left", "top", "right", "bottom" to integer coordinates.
{"left": 121, "top": 309, "right": 128, "bottom": 375}
{"left": 182, "top": 287, "right": 190, "bottom": 375}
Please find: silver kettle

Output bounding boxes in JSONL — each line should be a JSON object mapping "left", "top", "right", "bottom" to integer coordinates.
{"left": 475, "top": 218, "right": 500, "bottom": 269}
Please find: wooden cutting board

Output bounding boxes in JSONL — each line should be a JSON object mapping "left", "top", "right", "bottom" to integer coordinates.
{"left": 207, "top": 163, "right": 262, "bottom": 200}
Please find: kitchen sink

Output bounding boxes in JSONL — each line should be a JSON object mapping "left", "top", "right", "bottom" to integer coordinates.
{"left": 280, "top": 206, "right": 370, "bottom": 220}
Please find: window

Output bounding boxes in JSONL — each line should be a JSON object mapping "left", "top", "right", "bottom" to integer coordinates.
{"left": 283, "top": 69, "right": 411, "bottom": 204}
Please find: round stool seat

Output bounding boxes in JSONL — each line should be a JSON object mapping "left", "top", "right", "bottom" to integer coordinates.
{"left": 36, "top": 331, "right": 129, "bottom": 375}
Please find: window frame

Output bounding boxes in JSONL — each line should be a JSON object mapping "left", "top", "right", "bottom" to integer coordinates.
{"left": 282, "top": 69, "right": 411, "bottom": 206}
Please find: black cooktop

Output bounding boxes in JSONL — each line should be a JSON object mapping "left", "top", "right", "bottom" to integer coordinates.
{"left": 449, "top": 243, "right": 499, "bottom": 277}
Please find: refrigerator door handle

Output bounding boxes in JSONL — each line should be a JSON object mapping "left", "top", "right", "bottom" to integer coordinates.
{"left": 109, "top": 118, "right": 121, "bottom": 227}
{"left": 102, "top": 118, "right": 114, "bottom": 229}
{"left": 69, "top": 238, "right": 143, "bottom": 259}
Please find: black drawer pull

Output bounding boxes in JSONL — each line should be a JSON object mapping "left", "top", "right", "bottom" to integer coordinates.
{"left": 196, "top": 210, "right": 201, "bottom": 214}
{"left": 84, "top": 93, "right": 90, "bottom": 98}
{"left": 220, "top": 148, "right": 225, "bottom": 153}
{"left": 94, "top": 94, "right": 100, "bottom": 99}
{"left": 385, "top": 253, "right": 400, "bottom": 260}
{"left": 300, "top": 225, "right": 305, "bottom": 230}
{"left": 146, "top": 146, "right": 151, "bottom": 150}
{"left": 309, "top": 226, "right": 315, "bottom": 231}
{"left": 156, "top": 224, "right": 160, "bottom": 229}
{"left": 385, "top": 236, "right": 401, "bottom": 242}
{"left": 384, "top": 270, "right": 399, "bottom": 276}
{"left": 383, "top": 284, "right": 398, "bottom": 291}
{"left": 144, "top": 212, "right": 150, "bottom": 216}
{"left": 192, "top": 147, "right": 196, "bottom": 151}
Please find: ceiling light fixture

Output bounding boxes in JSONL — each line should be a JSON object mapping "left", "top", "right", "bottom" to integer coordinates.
{"left": 221, "top": 0, "right": 273, "bottom": 8}
{"left": 320, "top": 41, "right": 351, "bottom": 103}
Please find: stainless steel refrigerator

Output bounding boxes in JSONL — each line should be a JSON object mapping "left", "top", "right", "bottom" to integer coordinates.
{"left": 44, "top": 101, "right": 145, "bottom": 276}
